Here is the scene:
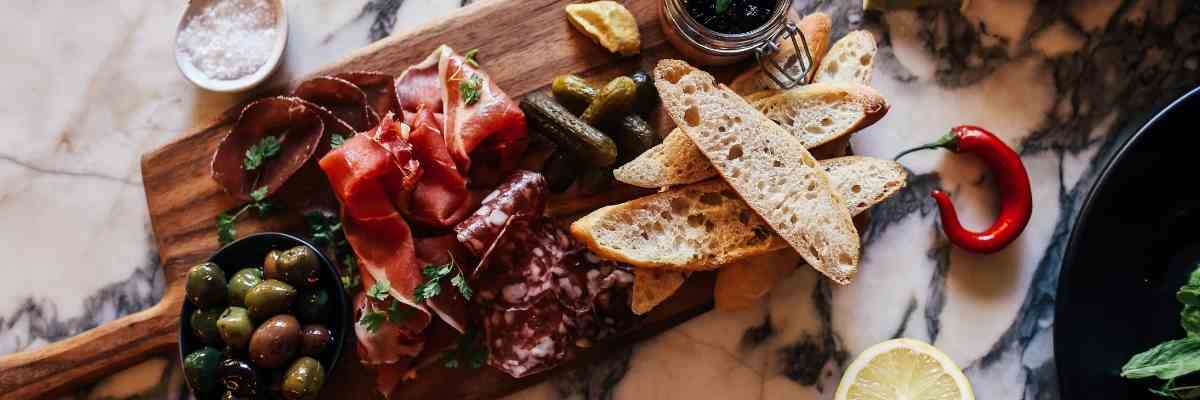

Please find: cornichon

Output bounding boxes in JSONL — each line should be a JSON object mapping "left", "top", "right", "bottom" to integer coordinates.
{"left": 614, "top": 115, "right": 658, "bottom": 160}
{"left": 541, "top": 151, "right": 577, "bottom": 193}
{"left": 581, "top": 76, "right": 637, "bottom": 125}
{"left": 520, "top": 92, "right": 618, "bottom": 167}
{"left": 629, "top": 70, "right": 658, "bottom": 113}
{"left": 575, "top": 167, "right": 613, "bottom": 195}
{"left": 551, "top": 75, "right": 599, "bottom": 114}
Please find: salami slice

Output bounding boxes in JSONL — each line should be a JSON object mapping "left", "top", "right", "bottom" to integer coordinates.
{"left": 474, "top": 218, "right": 572, "bottom": 309}
{"left": 454, "top": 170, "right": 547, "bottom": 258}
{"left": 484, "top": 295, "right": 574, "bottom": 378}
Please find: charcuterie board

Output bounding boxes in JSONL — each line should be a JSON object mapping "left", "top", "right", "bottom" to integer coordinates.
{"left": 0, "top": 0, "right": 754, "bottom": 398}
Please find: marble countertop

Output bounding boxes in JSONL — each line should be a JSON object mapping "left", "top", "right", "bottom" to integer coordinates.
{"left": 2, "top": 0, "right": 1198, "bottom": 399}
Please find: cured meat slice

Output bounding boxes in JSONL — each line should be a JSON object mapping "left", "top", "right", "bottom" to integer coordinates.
{"left": 474, "top": 218, "right": 574, "bottom": 309}
{"left": 353, "top": 290, "right": 425, "bottom": 366}
{"left": 440, "top": 50, "right": 528, "bottom": 175}
{"left": 484, "top": 295, "right": 574, "bottom": 378}
{"left": 395, "top": 49, "right": 444, "bottom": 114}
{"left": 211, "top": 97, "right": 325, "bottom": 201}
{"left": 293, "top": 98, "right": 356, "bottom": 155}
{"left": 335, "top": 71, "right": 398, "bottom": 122}
{"left": 454, "top": 170, "right": 547, "bottom": 258}
{"left": 413, "top": 235, "right": 472, "bottom": 333}
{"left": 319, "top": 132, "right": 410, "bottom": 221}
{"left": 293, "top": 76, "right": 377, "bottom": 130}
{"left": 343, "top": 212, "right": 429, "bottom": 322}
{"left": 405, "top": 107, "right": 474, "bottom": 228}
{"left": 367, "top": 113, "right": 423, "bottom": 200}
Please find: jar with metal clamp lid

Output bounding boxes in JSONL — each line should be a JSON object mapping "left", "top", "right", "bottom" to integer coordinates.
{"left": 659, "top": 0, "right": 813, "bottom": 89}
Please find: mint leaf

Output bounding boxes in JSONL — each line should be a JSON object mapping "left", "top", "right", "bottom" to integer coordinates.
{"left": 1123, "top": 337, "right": 1200, "bottom": 379}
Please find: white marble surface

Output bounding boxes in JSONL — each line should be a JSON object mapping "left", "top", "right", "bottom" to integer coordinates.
{"left": 1, "top": 0, "right": 1198, "bottom": 399}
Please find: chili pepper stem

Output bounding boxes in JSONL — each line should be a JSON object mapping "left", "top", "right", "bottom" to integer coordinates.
{"left": 894, "top": 131, "right": 959, "bottom": 161}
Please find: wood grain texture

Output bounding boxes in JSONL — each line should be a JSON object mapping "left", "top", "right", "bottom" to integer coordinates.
{"left": 0, "top": 0, "right": 755, "bottom": 398}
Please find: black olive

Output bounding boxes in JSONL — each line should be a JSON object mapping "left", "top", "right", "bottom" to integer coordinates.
{"left": 217, "top": 358, "right": 259, "bottom": 397}
{"left": 299, "top": 325, "right": 334, "bottom": 357}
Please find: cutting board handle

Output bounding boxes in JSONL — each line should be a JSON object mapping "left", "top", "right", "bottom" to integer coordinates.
{"left": 0, "top": 285, "right": 183, "bottom": 399}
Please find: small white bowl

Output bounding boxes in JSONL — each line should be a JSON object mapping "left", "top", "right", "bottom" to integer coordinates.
{"left": 174, "top": 0, "right": 288, "bottom": 93}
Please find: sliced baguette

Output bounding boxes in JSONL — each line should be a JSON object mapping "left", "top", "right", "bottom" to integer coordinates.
{"left": 813, "top": 30, "right": 877, "bottom": 84}
{"left": 729, "top": 12, "right": 833, "bottom": 95}
{"left": 631, "top": 269, "right": 688, "bottom": 315}
{"left": 614, "top": 82, "right": 889, "bottom": 188}
{"left": 573, "top": 156, "right": 907, "bottom": 272}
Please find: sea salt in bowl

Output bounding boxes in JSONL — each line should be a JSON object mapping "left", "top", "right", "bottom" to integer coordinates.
{"left": 175, "top": 0, "right": 287, "bottom": 92}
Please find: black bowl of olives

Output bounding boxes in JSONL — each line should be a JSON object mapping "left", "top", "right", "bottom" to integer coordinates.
{"left": 180, "top": 232, "right": 349, "bottom": 400}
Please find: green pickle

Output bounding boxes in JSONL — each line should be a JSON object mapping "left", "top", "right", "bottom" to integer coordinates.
{"left": 581, "top": 76, "right": 637, "bottom": 125}
{"left": 551, "top": 74, "right": 599, "bottom": 113}
{"left": 614, "top": 114, "right": 659, "bottom": 160}
{"left": 520, "top": 92, "right": 618, "bottom": 167}
{"left": 629, "top": 70, "right": 658, "bottom": 113}
{"left": 542, "top": 151, "right": 578, "bottom": 193}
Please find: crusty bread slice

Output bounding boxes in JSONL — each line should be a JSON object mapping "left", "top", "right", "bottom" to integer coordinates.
{"left": 573, "top": 156, "right": 906, "bottom": 273}
{"left": 631, "top": 269, "right": 687, "bottom": 315}
{"left": 614, "top": 82, "right": 889, "bottom": 188}
{"left": 641, "top": 61, "right": 862, "bottom": 284}
{"left": 813, "top": 30, "right": 877, "bottom": 84}
{"left": 729, "top": 12, "right": 832, "bottom": 95}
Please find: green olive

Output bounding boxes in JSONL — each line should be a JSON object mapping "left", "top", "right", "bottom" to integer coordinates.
{"left": 186, "top": 262, "right": 228, "bottom": 309}
{"left": 249, "top": 314, "right": 301, "bottom": 369}
{"left": 227, "top": 268, "right": 264, "bottom": 306}
{"left": 245, "top": 279, "right": 297, "bottom": 320}
{"left": 275, "top": 246, "right": 322, "bottom": 288}
{"left": 216, "top": 307, "right": 255, "bottom": 350}
{"left": 263, "top": 250, "right": 283, "bottom": 281}
{"left": 183, "top": 347, "right": 223, "bottom": 394}
{"left": 295, "top": 289, "right": 330, "bottom": 324}
{"left": 190, "top": 308, "right": 224, "bottom": 346}
{"left": 281, "top": 356, "right": 325, "bottom": 400}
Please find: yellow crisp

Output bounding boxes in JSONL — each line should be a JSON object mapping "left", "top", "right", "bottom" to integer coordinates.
{"left": 565, "top": 1, "right": 640, "bottom": 56}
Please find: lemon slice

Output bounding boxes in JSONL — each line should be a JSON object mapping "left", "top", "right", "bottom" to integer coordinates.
{"left": 835, "top": 338, "right": 974, "bottom": 400}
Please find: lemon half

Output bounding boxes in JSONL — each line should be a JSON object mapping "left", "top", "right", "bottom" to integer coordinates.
{"left": 834, "top": 338, "right": 974, "bottom": 400}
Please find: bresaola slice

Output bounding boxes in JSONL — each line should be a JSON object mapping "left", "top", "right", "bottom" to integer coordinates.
{"left": 335, "top": 71, "right": 399, "bottom": 118}
{"left": 211, "top": 97, "right": 324, "bottom": 201}
{"left": 293, "top": 76, "right": 378, "bottom": 131}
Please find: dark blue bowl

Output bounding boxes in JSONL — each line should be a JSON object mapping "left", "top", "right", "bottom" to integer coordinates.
{"left": 178, "top": 232, "right": 349, "bottom": 398}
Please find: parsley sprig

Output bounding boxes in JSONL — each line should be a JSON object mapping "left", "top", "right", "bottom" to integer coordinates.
{"left": 460, "top": 74, "right": 483, "bottom": 106}
{"left": 356, "top": 279, "right": 415, "bottom": 334}
{"left": 464, "top": 48, "right": 481, "bottom": 68}
{"left": 413, "top": 255, "right": 472, "bottom": 302}
{"left": 305, "top": 211, "right": 360, "bottom": 291}
{"left": 243, "top": 136, "right": 281, "bottom": 170}
{"left": 216, "top": 186, "right": 273, "bottom": 245}
{"left": 442, "top": 327, "right": 486, "bottom": 369}
{"left": 330, "top": 134, "right": 346, "bottom": 149}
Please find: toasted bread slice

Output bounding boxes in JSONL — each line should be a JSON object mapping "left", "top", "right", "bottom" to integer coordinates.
{"left": 573, "top": 156, "right": 906, "bottom": 273}
{"left": 814, "top": 30, "right": 877, "bottom": 84}
{"left": 631, "top": 269, "right": 688, "bottom": 315}
{"left": 729, "top": 12, "right": 833, "bottom": 95}
{"left": 614, "top": 82, "right": 888, "bottom": 188}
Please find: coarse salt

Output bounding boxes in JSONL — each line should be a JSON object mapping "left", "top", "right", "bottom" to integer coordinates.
{"left": 177, "top": 0, "right": 279, "bottom": 81}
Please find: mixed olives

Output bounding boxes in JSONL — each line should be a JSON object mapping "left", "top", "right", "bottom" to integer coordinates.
{"left": 182, "top": 245, "right": 335, "bottom": 400}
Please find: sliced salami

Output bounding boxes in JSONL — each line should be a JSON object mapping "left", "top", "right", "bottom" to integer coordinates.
{"left": 484, "top": 295, "right": 574, "bottom": 378}
{"left": 454, "top": 170, "right": 547, "bottom": 258}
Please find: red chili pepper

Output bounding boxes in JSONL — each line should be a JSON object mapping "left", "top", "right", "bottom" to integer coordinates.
{"left": 895, "top": 125, "right": 1032, "bottom": 253}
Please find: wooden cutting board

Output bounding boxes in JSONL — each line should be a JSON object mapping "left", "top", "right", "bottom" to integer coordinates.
{"left": 0, "top": 0, "right": 754, "bottom": 398}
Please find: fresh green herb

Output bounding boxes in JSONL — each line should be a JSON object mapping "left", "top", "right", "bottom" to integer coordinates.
{"left": 367, "top": 280, "right": 391, "bottom": 301}
{"left": 215, "top": 186, "right": 274, "bottom": 245}
{"left": 358, "top": 307, "right": 387, "bottom": 334}
{"left": 387, "top": 301, "right": 413, "bottom": 323}
{"left": 243, "top": 136, "right": 281, "bottom": 171}
{"left": 330, "top": 134, "right": 346, "bottom": 149}
{"left": 451, "top": 272, "right": 472, "bottom": 300}
{"left": 714, "top": 0, "right": 732, "bottom": 15}
{"left": 341, "top": 254, "right": 361, "bottom": 291}
{"left": 442, "top": 328, "right": 486, "bottom": 369}
{"left": 464, "top": 48, "right": 481, "bottom": 68}
{"left": 460, "top": 74, "right": 483, "bottom": 106}
{"left": 413, "top": 255, "right": 472, "bottom": 302}
{"left": 306, "top": 210, "right": 359, "bottom": 291}
{"left": 1123, "top": 265, "right": 1200, "bottom": 397}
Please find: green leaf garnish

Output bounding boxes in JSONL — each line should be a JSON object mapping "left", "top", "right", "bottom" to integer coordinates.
{"left": 217, "top": 212, "right": 237, "bottom": 245}
{"left": 358, "top": 308, "right": 387, "bottom": 334}
{"left": 367, "top": 280, "right": 391, "bottom": 301}
{"left": 714, "top": 0, "right": 732, "bottom": 15}
{"left": 442, "top": 328, "right": 486, "bottom": 369}
{"left": 215, "top": 187, "right": 274, "bottom": 245}
{"left": 388, "top": 301, "right": 413, "bottom": 323}
{"left": 464, "top": 48, "right": 480, "bottom": 68}
{"left": 243, "top": 136, "right": 281, "bottom": 170}
{"left": 451, "top": 272, "right": 472, "bottom": 300}
{"left": 414, "top": 255, "right": 472, "bottom": 302}
{"left": 330, "top": 134, "right": 346, "bottom": 149}
{"left": 460, "top": 74, "right": 482, "bottom": 106}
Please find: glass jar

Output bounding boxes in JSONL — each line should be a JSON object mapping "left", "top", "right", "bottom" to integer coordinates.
{"left": 659, "top": 0, "right": 792, "bottom": 65}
